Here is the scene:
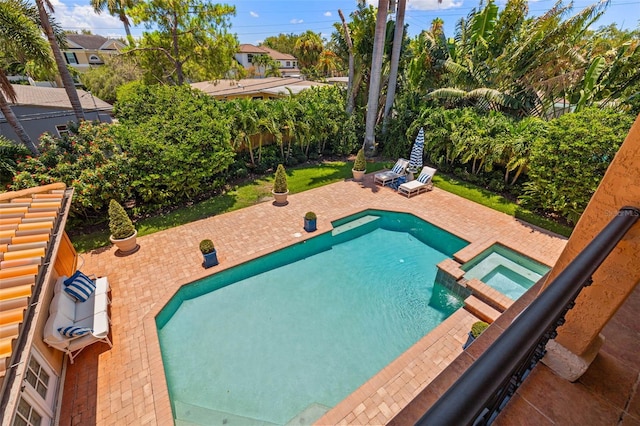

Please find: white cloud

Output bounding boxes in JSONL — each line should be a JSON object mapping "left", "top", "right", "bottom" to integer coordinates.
{"left": 49, "top": 0, "right": 130, "bottom": 38}
{"left": 250, "top": 11, "right": 259, "bottom": 18}
{"left": 290, "top": 18, "right": 304, "bottom": 24}
{"left": 407, "top": 0, "right": 464, "bottom": 10}
{"left": 324, "top": 11, "right": 332, "bottom": 17}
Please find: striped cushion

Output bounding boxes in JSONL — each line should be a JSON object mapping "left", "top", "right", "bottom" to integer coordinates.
{"left": 417, "top": 173, "right": 431, "bottom": 184}
{"left": 392, "top": 162, "right": 404, "bottom": 174}
{"left": 58, "top": 326, "right": 92, "bottom": 338}
{"left": 63, "top": 271, "right": 96, "bottom": 302}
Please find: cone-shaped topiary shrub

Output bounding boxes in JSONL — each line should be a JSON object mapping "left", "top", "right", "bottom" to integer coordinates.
{"left": 108, "top": 199, "right": 135, "bottom": 240}
{"left": 353, "top": 148, "right": 366, "bottom": 171}
{"left": 273, "top": 164, "right": 288, "bottom": 193}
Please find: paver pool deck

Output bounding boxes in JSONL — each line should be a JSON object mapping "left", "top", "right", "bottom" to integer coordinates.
{"left": 58, "top": 173, "right": 567, "bottom": 425}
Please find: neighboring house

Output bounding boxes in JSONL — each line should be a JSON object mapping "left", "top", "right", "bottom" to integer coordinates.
{"left": 191, "top": 77, "right": 328, "bottom": 100}
{"left": 62, "top": 34, "right": 126, "bottom": 72}
{"left": 0, "top": 183, "right": 81, "bottom": 425}
{"left": 0, "top": 84, "right": 113, "bottom": 145}
{"left": 235, "top": 44, "right": 300, "bottom": 78}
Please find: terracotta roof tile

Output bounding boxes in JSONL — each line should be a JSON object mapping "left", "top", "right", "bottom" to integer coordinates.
{"left": 0, "top": 183, "right": 67, "bottom": 378}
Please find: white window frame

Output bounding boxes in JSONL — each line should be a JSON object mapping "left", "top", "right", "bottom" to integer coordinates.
{"left": 63, "top": 52, "right": 78, "bottom": 65}
{"left": 55, "top": 125, "right": 68, "bottom": 137}
{"left": 13, "top": 350, "right": 58, "bottom": 425}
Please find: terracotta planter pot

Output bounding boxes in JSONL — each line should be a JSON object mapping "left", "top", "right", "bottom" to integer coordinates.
{"left": 352, "top": 169, "right": 365, "bottom": 182}
{"left": 109, "top": 229, "right": 138, "bottom": 254}
{"left": 272, "top": 190, "right": 289, "bottom": 205}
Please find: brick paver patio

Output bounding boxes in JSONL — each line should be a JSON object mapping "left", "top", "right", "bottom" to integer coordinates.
{"left": 58, "top": 173, "right": 567, "bottom": 425}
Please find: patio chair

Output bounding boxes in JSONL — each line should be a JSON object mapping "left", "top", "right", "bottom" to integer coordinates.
{"left": 374, "top": 158, "right": 409, "bottom": 187}
{"left": 398, "top": 166, "right": 437, "bottom": 198}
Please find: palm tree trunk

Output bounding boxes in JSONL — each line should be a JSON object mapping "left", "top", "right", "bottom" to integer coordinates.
{"left": 363, "top": 0, "right": 389, "bottom": 157}
{"left": 338, "top": 9, "right": 356, "bottom": 116}
{"left": 36, "top": 0, "right": 85, "bottom": 122}
{"left": 0, "top": 94, "right": 39, "bottom": 156}
{"left": 119, "top": 11, "right": 134, "bottom": 45}
{"left": 382, "top": 0, "right": 406, "bottom": 134}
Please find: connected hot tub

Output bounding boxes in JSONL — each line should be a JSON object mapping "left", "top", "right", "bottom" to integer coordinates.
{"left": 461, "top": 244, "right": 550, "bottom": 300}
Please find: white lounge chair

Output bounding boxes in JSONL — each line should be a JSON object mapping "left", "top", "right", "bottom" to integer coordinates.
{"left": 398, "top": 166, "right": 437, "bottom": 198}
{"left": 374, "top": 158, "right": 409, "bottom": 187}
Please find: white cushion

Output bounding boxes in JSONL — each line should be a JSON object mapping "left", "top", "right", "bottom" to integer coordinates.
{"left": 74, "top": 295, "right": 95, "bottom": 322}
{"left": 49, "top": 290, "right": 77, "bottom": 320}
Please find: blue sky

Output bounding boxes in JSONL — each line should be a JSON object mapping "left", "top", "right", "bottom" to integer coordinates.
{"left": 50, "top": 0, "right": 638, "bottom": 45}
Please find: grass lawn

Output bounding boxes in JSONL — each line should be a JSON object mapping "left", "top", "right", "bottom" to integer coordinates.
{"left": 70, "top": 160, "right": 572, "bottom": 252}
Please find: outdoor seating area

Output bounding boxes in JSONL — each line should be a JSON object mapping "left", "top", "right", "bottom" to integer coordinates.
{"left": 43, "top": 273, "right": 112, "bottom": 364}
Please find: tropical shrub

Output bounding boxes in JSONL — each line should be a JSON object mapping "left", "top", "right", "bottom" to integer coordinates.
{"left": 522, "top": 108, "right": 634, "bottom": 223}
{"left": 0, "top": 136, "right": 29, "bottom": 189}
{"left": 114, "top": 83, "right": 235, "bottom": 211}
{"left": 11, "top": 122, "right": 131, "bottom": 219}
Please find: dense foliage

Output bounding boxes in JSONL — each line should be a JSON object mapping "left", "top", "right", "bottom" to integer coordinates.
{"left": 0, "top": 136, "right": 29, "bottom": 187}
{"left": 128, "top": 0, "right": 237, "bottom": 84}
{"left": 12, "top": 122, "right": 130, "bottom": 218}
{"left": 522, "top": 108, "right": 634, "bottom": 224}
{"left": 113, "top": 83, "right": 235, "bottom": 211}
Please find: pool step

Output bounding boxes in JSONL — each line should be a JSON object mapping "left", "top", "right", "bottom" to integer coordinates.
{"left": 464, "top": 295, "right": 501, "bottom": 323}
{"left": 174, "top": 400, "right": 279, "bottom": 426}
{"left": 466, "top": 278, "right": 514, "bottom": 312}
{"left": 332, "top": 215, "right": 380, "bottom": 236}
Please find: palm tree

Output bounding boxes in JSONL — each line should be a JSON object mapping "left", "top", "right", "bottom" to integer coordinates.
{"left": 363, "top": 0, "right": 389, "bottom": 156}
{"left": 35, "top": 0, "right": 85, "bottom": 121}
{"left": 338, "top": 9, "right": 356, "bottom": 115}
{"left": 382, "top": 0, "right": 406, "bottom": 134}
{"left": 91, "top": 0, "right": 135, "bottom": 43}
{"left": 0, "top": 0, "right": 55, "bottom": 155}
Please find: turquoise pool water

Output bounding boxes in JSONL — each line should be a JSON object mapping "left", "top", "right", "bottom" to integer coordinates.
{"left": 462, "top": 244, "right": 550, "bottom": 300}
{"left": 157, "top": 210, "right": 468, "bottom": 425}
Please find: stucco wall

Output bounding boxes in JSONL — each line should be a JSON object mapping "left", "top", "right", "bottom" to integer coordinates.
{"left": 540, "top": 113, "right": 640, "bottom": 355}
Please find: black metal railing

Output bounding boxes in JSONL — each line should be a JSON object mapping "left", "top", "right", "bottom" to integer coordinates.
{"left": 416, "top": 206, "right": 640, "bottom": 426}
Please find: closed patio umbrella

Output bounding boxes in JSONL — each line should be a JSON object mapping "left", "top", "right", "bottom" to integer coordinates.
{"left": 408, "top": 127, "right": 424, "bottom": 172}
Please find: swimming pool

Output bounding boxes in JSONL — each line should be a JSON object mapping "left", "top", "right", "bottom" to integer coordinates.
{"left": 462, "top": 244, "right": 550, "bottom": 300}
{"left": 156, "top": 210, "right": 468, "bottom": 425}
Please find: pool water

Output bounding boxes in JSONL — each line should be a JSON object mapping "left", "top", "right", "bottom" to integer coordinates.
{"left": 462, "top": 244, "right": 550, "bottom": 300}
{"left": 157, "top": 210, "right": 468, "bottom": 425}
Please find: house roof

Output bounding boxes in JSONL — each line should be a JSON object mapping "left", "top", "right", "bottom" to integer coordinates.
{"left": 258, "top": 46, "right": 296, "bottom": 61}
{"left": 65, "top": 34, "right": 125, "bottom": 51}
{"left": 191, "top": 77, "right": 327, "bottom": 99}
{"left": 237, "top": 44, "right": 296, "bottom": 61}
{"left": 8, "top": 84, "right": 113, "bottom": 110}
{"left": 0, "top": 183, "right": 70, "bottom": 379}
